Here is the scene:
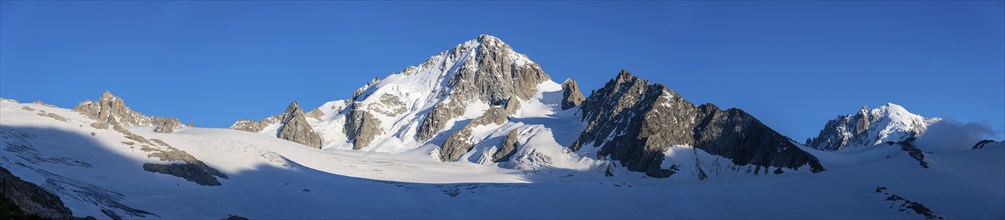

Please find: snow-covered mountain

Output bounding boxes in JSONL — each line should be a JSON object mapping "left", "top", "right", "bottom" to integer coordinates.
{"left": 1, "top": 35, "right": 1002, "bottom": 219}
{"left": 806, "top": 103, "right": 941, "bottom": 151}
{"left": 231, "top": 34, "right": 599, "bottom": 171}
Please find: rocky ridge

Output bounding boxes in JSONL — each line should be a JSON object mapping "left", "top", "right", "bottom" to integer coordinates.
{"left": 573, "top": 70, "right": 825, "bottom": 177}
{"left": 73, "top": 91, "right": 185, "bottom": 133}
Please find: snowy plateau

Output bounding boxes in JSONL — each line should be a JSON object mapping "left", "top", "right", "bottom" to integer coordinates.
{"left": 1, "top": 35, "right": 1002, "bottom": 219}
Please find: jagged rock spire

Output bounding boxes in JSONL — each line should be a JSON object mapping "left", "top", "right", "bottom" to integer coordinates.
{"left": 277, "top": 101, "right": 323, "bottom": 148}
{"left": 561, "top": 79, "right": 585, "bottom": 110}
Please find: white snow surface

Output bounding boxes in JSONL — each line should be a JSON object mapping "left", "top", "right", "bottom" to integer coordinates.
{"left": 861, "top": 103, "right": 941, "bottom": 145}
{"left": 1, "top": 97, "right": 1002, "bottom": 219}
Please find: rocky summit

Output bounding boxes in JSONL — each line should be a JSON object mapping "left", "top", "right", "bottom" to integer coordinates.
{"left": 73, "top": 91, "right": 185, "bottom": 132}
{"left": 277, "top": 101, "right": 323, "bottom": 148}
{"left": 573, "top": 70, "right": 825, "bottom": 177}
{"left": 560, "top": 79, "right": 585, "bottom": 110}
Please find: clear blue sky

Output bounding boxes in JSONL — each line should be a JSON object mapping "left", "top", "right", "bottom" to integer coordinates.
{"left": 2, "top": 1, "right": 1003, "bottom": 140}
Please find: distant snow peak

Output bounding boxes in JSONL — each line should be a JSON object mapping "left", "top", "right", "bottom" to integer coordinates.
{"left": 806, "top": 103, "right": 941, "bottom": 151}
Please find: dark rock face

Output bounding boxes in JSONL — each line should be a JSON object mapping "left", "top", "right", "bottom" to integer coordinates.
{"left": 277, "top": 101, "right": 323, "bottom": 149}
{"left": 344, "top": 104, "right": 384, "bottom": 150}
{"left": 573, "top": 70, "right": 824, "bottom": 177}
{"left": 492, "top": 129, "right": 520, "bottom": 162}
{"left": 142, "top": 163, "right": 226, "bottom": 186}
{"left": 896, "top": 137, "right": 928, "bottom": 168}
{"left": 440, "top": 107, "right": 510, "bottom": 161}
{"left": 972, "top": 140, "right": 996, "bottom": 150}
{"left": 0, "top": 166, "right": 73, "bottom": 219}
{"left": 875, "top": 186, "right": 943, "bottom": 219}
{"left": 806, "top": 106, "right": 873, "bottom": 151}
{"left": 416, "top": 101, "right": 466, "bottom": 142}
{"left": 561, "top": 79, "right": 585, "bottom": 110}
{"left": 129, "top": 134, "right": 228, "bottom": 186}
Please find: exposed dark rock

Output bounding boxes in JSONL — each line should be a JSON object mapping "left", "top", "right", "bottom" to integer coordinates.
{"left": 222, "top": 215, "right": 250, "bottom": 220}
{"left": 573, "top": 70, "right": 824, "bottom": 178}
{"left": 440, "top": 107, "right": 510, "bottom": 162}
{"left": 0, "top": 166, "right": 73, "bottom": 219}
{"left": 127, "top": 132, "right": 228, "bottom": 186}
{"left": 276, "top": 101, "right": 323, "bottom": 148}
{"left": 344, "top": 104, "right": 384, "bottom": 150}
{"left": 142, "top": 163, "right": 225, "bottom": 186}
{"left": 896, "top": 137, "right": 928, "bottom": 168}
{"left": 972, "top": 139, "right": 996, "bottom": 150}
{"left": 561, "top": 79, "right": 585, "bottom": 110}
{"left": 492, "top": 129, "right": 520, "bottom": 162}
{"left": 416, "top": 101, "right": 466, "bottom": 142}
{"left": 875, "top": 186, "right": 943, "bottom": 219}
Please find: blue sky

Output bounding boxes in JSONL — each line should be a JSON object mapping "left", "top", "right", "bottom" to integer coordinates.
{"left": 2, "top": 1, "right": 1003, "bottom": 140}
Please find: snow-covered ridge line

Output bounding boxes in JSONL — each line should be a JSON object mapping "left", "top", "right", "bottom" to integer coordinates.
{"left": 806, "top": 103, "right": 941, "bottom": 151}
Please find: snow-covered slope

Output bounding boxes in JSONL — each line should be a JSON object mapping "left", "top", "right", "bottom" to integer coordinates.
{"left": 806, "top": 103, "right": 941, "bottom": 151}
{"left": 2, "top": 99, "right": 1001, "bottom": 219}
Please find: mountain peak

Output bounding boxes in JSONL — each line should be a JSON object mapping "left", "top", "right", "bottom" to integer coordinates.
{"left": 616, "top": 69, "right": 635, "bottom": 81}
{"left": 285, "top": 100, "right": 301, "bottom": 112}
{"left": 807, "top": 103, "right": 940, "bottom": 151}
{"left": 476, "top": 34, "right": 502, "bottom": 43}
{"left": 73, "top": 91, "right": 183, "bottom": 132}
{"left": 100, "top": 91, "right": 117, "bottom": 101}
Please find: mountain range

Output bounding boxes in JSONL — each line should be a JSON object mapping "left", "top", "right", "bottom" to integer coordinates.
{"left": 1, "top": 35, "right": 1000, "bottom": 219}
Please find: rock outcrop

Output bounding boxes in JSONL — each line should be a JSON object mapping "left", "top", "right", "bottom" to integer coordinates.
{"left": 230, "top": 118, "right": 273, "bottom": 133}
{"left": 491, "top": 129, "right": 521, "bottom": 162}
{"left": 440, "top": 107, "right": 510, "bottom": 161}
{"left": 504, "top": 96, "right": 521, "bottom": 115}
{"left": 152, "top": 117, "right": 182, "bottom": 133}
{"left": 344, "top": 104, "right": 383, "bottom": 150}
{"left": 0, "top": 166, "right": 74, "bottom": 219}
{"left": 277, "top": 101, "right": 323, "bottom": 149}
{"left": 806, "top": 103, "right": 940, "bottom": 151}
{"left": 561, "top": 79, "right": 585, "bottom": 110}
{"left": 73, "top": 91, "right": 185, "bottom": 132}
{"left": 972, "top": 140, "right": 996, "bottom": 150}
{"left": 573, "top": 70, "right": 824, "bottom": 178}
{"left": 108, "top": 123, "right": 229, "bottom": 186}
